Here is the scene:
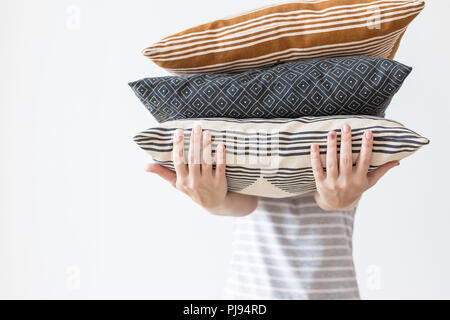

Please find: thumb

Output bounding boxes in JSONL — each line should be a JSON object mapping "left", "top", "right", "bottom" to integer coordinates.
{"left": 146, "top": 163, "right": 177, "bottom": 187}
{"left": 367, "top": 161, "right": 400, "bottom": 188}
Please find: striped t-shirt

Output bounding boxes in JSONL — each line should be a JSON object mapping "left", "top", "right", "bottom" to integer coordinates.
{"left": 222, "top": 192, "right": 359, "bottom": 300}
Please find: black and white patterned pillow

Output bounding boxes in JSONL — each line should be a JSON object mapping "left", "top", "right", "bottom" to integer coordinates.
{"left": 129, "top": 56, "right": 412, "bottom": 123}
{"left": 134, "top": 116, "right": 429, "bottom": 198}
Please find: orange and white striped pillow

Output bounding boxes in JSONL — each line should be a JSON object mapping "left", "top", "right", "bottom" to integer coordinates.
{"left": 143, "top": 0, "right": 425, "bottom": 74}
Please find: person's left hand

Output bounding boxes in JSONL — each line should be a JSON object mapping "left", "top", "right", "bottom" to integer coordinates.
{"left": 310, "top": 124, "right": 400, "bottom": 211}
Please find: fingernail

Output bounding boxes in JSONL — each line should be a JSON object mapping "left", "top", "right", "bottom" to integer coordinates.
{"left": 203, "top": 130, "right": 210, "bottom": 138}
{"left": 364, "top": 130, "right": 373, "bottom": 140}
{"left": 174, "top": 129, "right": 183, "bottom": 139}
{"left": 342, "top": 124, "right": 350, "bottom": 133}
{"left": 311, "top": 144, "right": 318, "bottom": 152}
{"left": 328, "top": 131, "right": 335, "bottom": 140}
{"left": 194, "top": 124, "right": 201, "bottom": 133}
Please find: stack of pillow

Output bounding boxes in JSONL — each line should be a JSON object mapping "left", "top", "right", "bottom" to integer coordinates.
{"left": 130, "top": 0, "right": 428, "bottom": 198}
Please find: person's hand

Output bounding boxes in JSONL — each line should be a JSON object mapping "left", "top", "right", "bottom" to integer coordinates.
{"left": 310, "top": 124, "right": 400, "bottom": 211}
{"left": 146, "top": 124, "right": 258, "bottom": 216}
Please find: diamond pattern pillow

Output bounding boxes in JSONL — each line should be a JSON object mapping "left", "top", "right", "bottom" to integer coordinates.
{"left": 129, "top": 56, "right": 411, "bottom": 123}
{"left": 134, "top": 116, "right": 429, "bottom": 198}
{"left": 142, "top": 0, "right": 424, "bottom": 74}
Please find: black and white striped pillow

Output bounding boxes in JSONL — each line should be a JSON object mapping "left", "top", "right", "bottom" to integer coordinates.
{"left": 134, "top": 116, "right": 429, "bottom": 198}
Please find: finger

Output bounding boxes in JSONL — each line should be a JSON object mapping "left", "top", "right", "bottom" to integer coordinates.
{"left": 310, "top": 143, "right": 325, "bottom": 182}
{"left": 202, "top": 130, "right": 212, "bottom": 176}
{"left": 356, "top": 130, "right": 373, "bottom": 176}
{"left": 339, "top": 124, "right": 353, "bottom": 178}
{"left": 367, "top": 161, "right": 400, "bottom": 188}
{"left": 214, "top": 143, "right": 226, "bottom": 179}
{"left": 146, "top": 163, "right": 177, "bottom": 187}
{"left": 188, "top": 124, "right": 202, "bottom": 177}
{"left": 172, "top": 129, "right": 188, "bottom": 177}
{"left": 326, "top": 131, "right": 338, "bottom": 179}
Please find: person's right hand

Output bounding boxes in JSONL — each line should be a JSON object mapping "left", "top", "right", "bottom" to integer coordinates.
{"left": 146, "top": 124, "right": 258, "bottom": 217}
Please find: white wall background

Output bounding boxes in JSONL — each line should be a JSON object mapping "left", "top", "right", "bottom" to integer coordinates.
{"left": 0, "top": 0, "right": 449, "bottom": 299}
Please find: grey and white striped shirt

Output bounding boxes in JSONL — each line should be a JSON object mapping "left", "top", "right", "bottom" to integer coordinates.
{"left": 222, "top": 192, "right": 359, "bottom": 300}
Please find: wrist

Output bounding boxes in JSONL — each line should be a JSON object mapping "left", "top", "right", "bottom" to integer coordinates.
{"left": 206, "top": 193, "right": 258, "bottom": 217}
{"left": 205, "top": 202, "right": 228, "bottom": 215}
{"left": 314, "top": 192, "right": 360, "bottom": 211}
